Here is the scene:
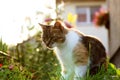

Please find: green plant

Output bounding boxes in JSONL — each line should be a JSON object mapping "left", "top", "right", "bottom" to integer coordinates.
{"left": 75, "top": 63, "right": 120, "bottom": 80}
{"left": 9, "top": 32, "right": 60, "bottom": 80}
{"left": 0, "top": 38, "right": 8, "bottom": 65}
{"left": 0, "top": 63, "right": 32, "bottom": 80}
{"left": 0, "top": 39, "right": 33, "bottom": 80}
{"left": 0, "top": 39, "right": 8, "bottom": 53}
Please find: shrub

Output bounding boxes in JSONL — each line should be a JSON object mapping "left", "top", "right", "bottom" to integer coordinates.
{"left": 0, "top": 39, "right": 32, "bottom": 80}
{"left": 9, "top": 32, "right": 60, "bottom": 80}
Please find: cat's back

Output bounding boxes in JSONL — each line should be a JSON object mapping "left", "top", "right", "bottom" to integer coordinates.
{"left": 68, "top": 29, "right": 106, "bottom": 59}
{"left": 72, "top": 29, "right": 106, "bottom": 62}
{"left": 81, "top": 36, "right": 106, "bottom": 63}
{"left": 81, "top": 35, "right": 107, "bottom": 75}
{"left": 72, "top": 29, "right": 107, "bottom": 75}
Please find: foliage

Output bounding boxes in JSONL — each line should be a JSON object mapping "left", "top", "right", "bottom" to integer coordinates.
{"left": 59, "top": 63, "right": 120, "bottom": 80}
{"left": 9, "top": 32, "right": 60, "bottom": 80}
{"left": 0, "top": 39, "right": 32, "bottom": 80}
{"left": 0, "top": 63, "right": 32, "bottom": 80}
{"left": 79, "top": 63, "right": 120, "bottom": 80}
{"left": 0, "top": 39, "right": 8, "bottom": 52}
{"left": 0, "top": 38, "right": 8, "bottom": 65}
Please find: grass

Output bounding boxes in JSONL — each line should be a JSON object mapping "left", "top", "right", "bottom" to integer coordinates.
{"left": 47, "top": 63, "right": 120, "bottom": 80}
{"left": 1, "top": 61, "right": 120, "bottom": 80}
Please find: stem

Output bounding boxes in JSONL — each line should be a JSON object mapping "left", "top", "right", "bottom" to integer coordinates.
{"left": 0, "top": 51, "right": 17, "bottom": 60}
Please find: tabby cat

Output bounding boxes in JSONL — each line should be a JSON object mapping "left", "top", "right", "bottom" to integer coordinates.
{"left": 39, "top": 20, "right": 107, "bottom": 80}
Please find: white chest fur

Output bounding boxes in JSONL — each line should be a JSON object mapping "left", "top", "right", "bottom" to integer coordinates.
{"left": 54, "top": 30, "right": 82, "bottom": 69}
{"left": 54, "top": 30, "right": 88, "bottom": 80}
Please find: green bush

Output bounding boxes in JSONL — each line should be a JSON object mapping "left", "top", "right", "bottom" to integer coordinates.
{"left": 0, "top": 39, "right": 32, "bottom": 80}
{"left": 0, "top": 63, "right": 32, "bottom": 80}
{"left": 9, "top": 32, "right": 60, "bottom": 80}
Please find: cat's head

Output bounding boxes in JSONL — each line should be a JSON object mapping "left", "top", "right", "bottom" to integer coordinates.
{"left": 39, "top": 21, "right": 68, "bottom": 48}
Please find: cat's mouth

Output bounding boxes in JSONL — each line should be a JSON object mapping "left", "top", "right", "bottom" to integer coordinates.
{"left": 44, "top": 41, "right": 54, "bottom": 49}
{"left": 47, "top": 46, "right": 53, "bottom": 50}
{"left": 45, "top": 43, "right": 52, "bottom": 48}
{"left": 46, "top": 42, "right": 57, "bottom": 49}
{"left": 46, "top": 44, "right": 55, "bottom": 50}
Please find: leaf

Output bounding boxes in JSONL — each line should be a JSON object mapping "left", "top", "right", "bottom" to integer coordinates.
{"left": 116, "top": 69, "right": 120, "bottom": 76}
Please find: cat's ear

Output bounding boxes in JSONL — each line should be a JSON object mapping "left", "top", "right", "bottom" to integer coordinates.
{"left": 38, "top": 23, "right": 46, "bottom": 30}
{"left": 54, "top": 21, "right": 64, "bottom": 32}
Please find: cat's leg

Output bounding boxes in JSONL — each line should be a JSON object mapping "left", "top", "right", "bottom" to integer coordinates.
{"left": 61, "top": 66, "right": 74, "bottom": 80}
{"left": 74, "top": 65, "right": 87, "bottom": 80}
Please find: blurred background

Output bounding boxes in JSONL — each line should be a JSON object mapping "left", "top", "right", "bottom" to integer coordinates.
{"left": 0, "top": 0, "right": 120, "bottom": 80}
{"left": 0, "top": 0, "right": 109, "bottom": 53}
{"left": 0, "top": 0, "right": 56, "bottom": 45}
